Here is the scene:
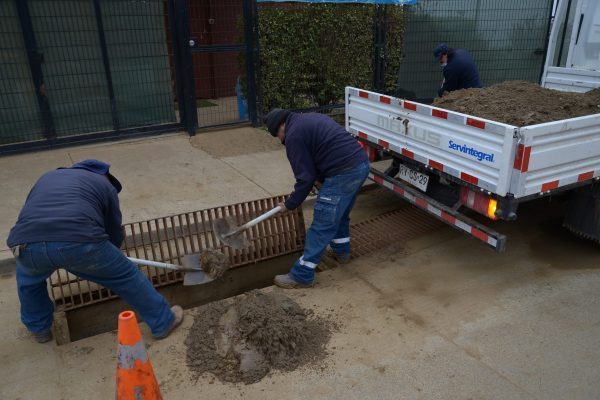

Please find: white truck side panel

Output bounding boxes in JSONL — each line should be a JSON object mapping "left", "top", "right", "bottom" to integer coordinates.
{"left": 543, "top": 66, "right": 600, "bottom": 93}
{"left": 346, "top": 87, "right": 518, "bottom": 196}
{"left": 514, "top": 114, "right": 600, "bottom": 197}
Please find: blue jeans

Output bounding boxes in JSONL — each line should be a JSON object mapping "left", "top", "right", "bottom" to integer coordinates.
{"left": 15, "top": 241, "right": 174, "bottom": 336}
{"left": 290, "top": 161, "right": 370, "bottom": 284}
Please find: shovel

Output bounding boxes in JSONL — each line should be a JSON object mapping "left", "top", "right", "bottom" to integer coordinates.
{"left": 127, "top": 256, "right": 214, "bottom": 286}
{"left": 212, "top": 206, "right": 282, "bottom": 250}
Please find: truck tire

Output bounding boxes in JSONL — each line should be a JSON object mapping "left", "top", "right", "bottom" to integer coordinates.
{"left": 563, "top": 183, "right": 600, "bottom": 243}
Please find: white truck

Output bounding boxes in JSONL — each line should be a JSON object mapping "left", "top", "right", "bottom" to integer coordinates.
{"left": 346, "top": 0, "right": 600, "bottom": 251}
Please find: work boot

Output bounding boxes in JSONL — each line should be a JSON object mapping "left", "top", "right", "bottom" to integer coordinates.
{"left": 325, "top": 249, "right": 351, "bottom": 265}
{"left": 274, "top": 273, "right": 314, "bottom": 289}
{"left": 154, "top": 305, "right": 184, "bottom": 340}
{"left": 32, "top": 330, "right": 53, "bottom": 344}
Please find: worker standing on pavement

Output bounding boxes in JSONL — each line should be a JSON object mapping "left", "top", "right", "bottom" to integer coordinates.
{"left": 264, "top": 109, "right": 369, "bottom": 289}
{"left": 7, "top": 160, "right": 183, "bottom": 343}
{"left": 434, "top": 43, "right": 482, "bottom": 97}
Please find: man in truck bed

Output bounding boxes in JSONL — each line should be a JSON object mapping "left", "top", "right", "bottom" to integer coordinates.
{"left": 434, "top": 43, "right": 482, "bottom": 97}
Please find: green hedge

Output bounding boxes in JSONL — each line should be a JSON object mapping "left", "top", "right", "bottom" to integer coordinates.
{"left": 248, "top": 4, "right": 405, "bottom": 112}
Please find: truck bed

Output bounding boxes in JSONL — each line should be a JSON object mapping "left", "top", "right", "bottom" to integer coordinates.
{"left": 346, "top": 87, "right": 600, "bottom": 199}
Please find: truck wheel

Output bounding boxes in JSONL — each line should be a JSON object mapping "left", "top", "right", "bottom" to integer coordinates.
{"left": 563, "top": 183, "right": 600, "bottom": 243}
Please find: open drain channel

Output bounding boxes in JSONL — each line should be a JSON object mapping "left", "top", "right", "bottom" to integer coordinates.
{"left": 50, "top": 194, "right": 443, "bottom": 343}
{"left": 49, "top": 195, "right": 306, "bottom": 342}
{"left": 350, "top": 207, "right": 445, "bottom": 258}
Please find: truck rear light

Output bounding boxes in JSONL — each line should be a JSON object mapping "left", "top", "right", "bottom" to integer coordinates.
{"left": 460, "top": 187, "right": 497, "bottom": 220}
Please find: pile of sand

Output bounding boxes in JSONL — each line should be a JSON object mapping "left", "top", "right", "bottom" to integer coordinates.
{"left": 434, "top": 81, "right": 600, "bottom": 126}
{"left": 185, "top": 290, "right": 334, "bottom": 384}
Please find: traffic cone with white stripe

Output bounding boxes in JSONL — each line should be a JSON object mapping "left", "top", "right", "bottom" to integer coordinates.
{"left": 116, "top": 310, "right": 162, "bottom": 400}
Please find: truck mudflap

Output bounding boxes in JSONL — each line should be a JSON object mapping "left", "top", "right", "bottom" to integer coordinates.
{"left": 369, "top": 168, "right": 507, "bottom": 252}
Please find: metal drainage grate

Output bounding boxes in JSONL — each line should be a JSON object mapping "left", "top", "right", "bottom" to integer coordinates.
{"left": 48, "top": 195, "right": 306, "bottom": 311}
{"left": 350, "top": 207, "right": 444, "bottom": 258}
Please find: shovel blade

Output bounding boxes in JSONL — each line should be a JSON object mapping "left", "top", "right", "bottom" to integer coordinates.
{"left": 183, "top": 271, "right": 214, "bottom": 286}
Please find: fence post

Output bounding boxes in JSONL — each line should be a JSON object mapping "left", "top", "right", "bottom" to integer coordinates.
{"left": 92, "top": 0, "right": 119, "bottom": 132}
{"left": 172, "top": 0, "right": 197, "bottom": 135}
{"left": 372, "top": 5, "right": 385, "bottom": 93}
{"left": 243, "top": 0, "right": 258, "bottom": 126}
{"left": 15, "top": 0, "right": 56, "bottom": 139}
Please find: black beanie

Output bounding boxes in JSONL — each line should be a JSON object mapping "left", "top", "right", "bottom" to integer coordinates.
{"left": 264, "top": 108, "right": 290, "bottom": 136}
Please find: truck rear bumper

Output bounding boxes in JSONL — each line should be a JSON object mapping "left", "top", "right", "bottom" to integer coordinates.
{"left": 369, "top": 168, "right": 507, "bottom": 252}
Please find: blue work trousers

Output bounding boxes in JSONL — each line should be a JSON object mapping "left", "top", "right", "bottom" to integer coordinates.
{"left": 290, "top": 161, "right": 370, "bottom": 284}
{"left": 15, "top": 240, "right": 173, "bottom": 336}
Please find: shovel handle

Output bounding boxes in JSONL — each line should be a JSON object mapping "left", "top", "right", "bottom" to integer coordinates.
{"left": 223, "top": 206, "right": 282, "bottom": 238}
{"left": 128, "top": 257, "right": 187, "bottom": 271}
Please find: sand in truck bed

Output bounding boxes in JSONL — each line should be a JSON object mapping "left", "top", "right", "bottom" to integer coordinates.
{"left": 434, "top": 80, "right": 600, "bottom": 126}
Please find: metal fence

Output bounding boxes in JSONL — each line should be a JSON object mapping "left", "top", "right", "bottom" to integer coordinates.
{"left": 395, "top": 0, "right": 554, "bottom": 102}
{"left": 49, "top": 195, "right": 305, "bottom": 311}
{"left": 0, "top": 0, "right": 183, "bottom": 151}
{"left": 1, "top": 0, "right": 554, "bottom": 153}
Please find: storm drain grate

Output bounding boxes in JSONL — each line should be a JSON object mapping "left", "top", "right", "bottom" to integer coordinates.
{"left": 48, "top": 195, "right": 306, "bottom": 311}
{"left": 350, "top": 207, "right": 444, "bottom": 258}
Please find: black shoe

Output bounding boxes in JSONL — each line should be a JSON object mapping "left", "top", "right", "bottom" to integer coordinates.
{"left": 32, "top": 331, "right": 53, "bottom": 343}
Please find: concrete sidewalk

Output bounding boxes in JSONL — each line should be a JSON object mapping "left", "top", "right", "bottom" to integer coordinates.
{"left": 0, "top": 128, "right": 293, "bottom": 261}
{"left": 3, "top": 127, "right": 600, "bottom": 400}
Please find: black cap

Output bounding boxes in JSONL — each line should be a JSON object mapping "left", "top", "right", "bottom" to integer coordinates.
{"left": 264, "top": 108, "right": 290, "bottom": 136}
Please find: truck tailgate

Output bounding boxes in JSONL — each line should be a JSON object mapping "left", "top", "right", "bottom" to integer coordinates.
{"left": 346, "top": 87, "right": 518, "bottom": 196}
{"left": 512, "top": 114, "right": 600, "bottom": 198}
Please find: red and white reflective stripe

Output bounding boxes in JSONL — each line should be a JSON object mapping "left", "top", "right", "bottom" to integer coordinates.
{"left": 349, "top": 87, "right": 505, "bottom": 135}
{"left": 351, "top": 127, "right": 493, "bottom": 191}
{"left": 332, "top": 237, "right": 350, "bottom": 244}
{"left": 369, "top": 172, "right": 498, "bottom": 248}
{"left": 513, "top": 142, "right": 598, "bottom": 194}
{"left": 536, "top": 170, "right": 598, "bottom": 193}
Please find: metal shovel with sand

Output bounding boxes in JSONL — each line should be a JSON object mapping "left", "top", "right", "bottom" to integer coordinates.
{"left": 134, "top": 207, "right": 281, "bottom": 286}
{"left": 129, "top": 251, "right": 232, "bottom": 286}
{"left": 212, "top": 206, "right": 282, "bottom": 250}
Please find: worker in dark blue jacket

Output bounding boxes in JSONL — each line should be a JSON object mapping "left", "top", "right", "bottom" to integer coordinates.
{"left": 434, "top": 43, "right": 482, "bottom": 97}
{"left": 7, "top": 160, "right": 183, "bottom": 343}
{"left": 264, "top": 109, "right": 369, "bottom": 288}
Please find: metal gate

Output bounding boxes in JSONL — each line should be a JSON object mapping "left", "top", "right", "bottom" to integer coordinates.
{"left": 185, "top": 0, "right": 258, "bottom": 129}
{"left": 0, "top": 0, "right": 259, "bottom": 154}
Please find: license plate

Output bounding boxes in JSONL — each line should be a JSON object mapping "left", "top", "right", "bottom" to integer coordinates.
{"left": 397, "top": 164, "right": 429, "bottom": 191}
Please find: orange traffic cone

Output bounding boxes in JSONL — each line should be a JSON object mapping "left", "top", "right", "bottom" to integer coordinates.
{"left": 116, "top": 311, "right": 162, "bottom": 400}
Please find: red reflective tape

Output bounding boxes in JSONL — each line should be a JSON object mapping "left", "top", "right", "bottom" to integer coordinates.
{"left": 578, "top": 171, "right": 594, "bottom": 182}
{"left": 374, "top": 175, "right": 384, "bottom": 185}
{"left": 358, "top": 131, "right": 368, "bottom": 139}
{"left": 379, "top": 96, "right": 391, "bottom": 104}
{"left": 359, "top": 91, "right": 369, "bottom": 98}
{"left": 467, "top": 118, "right": 486, "bottom": 129}
{"left": 460, "top": 172, "right": 479, "bottom": 185}
{"left": 403, "top": 101, "right": 417, "bottom": 111}
{"left": 401, "top": 148, "right": 414, "bottom": 159}
{"left": 441, "top": 211, "right": 456, "bottom": 224}
{"left": 471, "top": 227, "right": 489, "bottom": 242}
{"left": 432, "top": 109, "right": 448, "bottom": 119}
{"left": 541, "top": 180, "right": 559, "bottom": 192}
{"left": 393, "top": 186, "right": 405, "bottom": 195}
{"left": 428, "top": 159, "right": 444, "bottom": 171}
{"left": 378, "top": 139, "right": 389, "bottom": 149}
{"left": 416, "top": 198, "right": 428, "bottom": 209}
{"left": 522, "top": 146, "right": 532, "bottom": 172}
{"left": 513, "top": 144, "right": 524, "bottom": 170}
